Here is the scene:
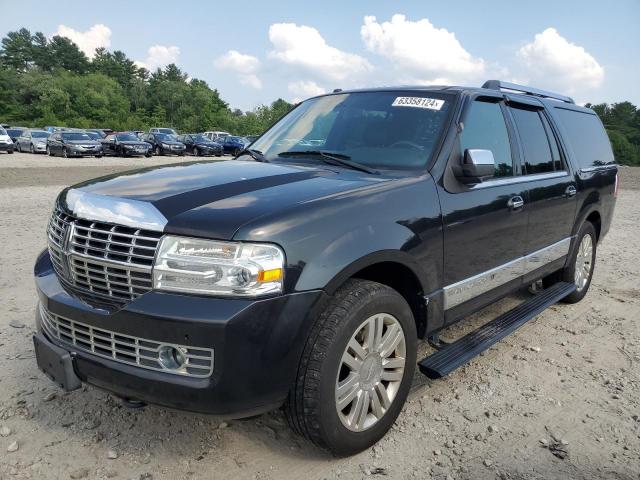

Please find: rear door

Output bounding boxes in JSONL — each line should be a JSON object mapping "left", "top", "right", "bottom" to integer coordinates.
{"left": 506, "top": 100, "right": 577, "bottom": 280}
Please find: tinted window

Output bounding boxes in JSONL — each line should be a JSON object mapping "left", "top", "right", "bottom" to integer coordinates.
{"left": 461, "top": 100, "right": 513, "bottom": 177}
{"left": 540, "top": 114, "right": 563, "bottom": 171}
{"left": 116, "top": 134, "right": 139, "bottom": 141}
{"left": 554, "top": 108, "right": 614, "bottom": 168}
{"left": 510, "top": 106, "right": 554, "bottom": 174}
{"left": 62, "top": 133, "right": 91, "bottom": 141}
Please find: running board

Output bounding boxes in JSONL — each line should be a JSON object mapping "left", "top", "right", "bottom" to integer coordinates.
{"left": 418, "top": 282, "right": 576, "bottom": 379}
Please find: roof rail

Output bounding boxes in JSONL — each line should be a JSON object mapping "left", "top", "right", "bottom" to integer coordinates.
{"left": 482, "top": 80, "right": 574, "bottom": 104}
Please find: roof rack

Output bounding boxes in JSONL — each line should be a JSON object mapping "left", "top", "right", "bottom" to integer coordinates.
{"left": 482, "top": 80, "right": 574, "bottom": 104}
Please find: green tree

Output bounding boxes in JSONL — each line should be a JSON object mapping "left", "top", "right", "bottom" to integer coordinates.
{"left": 0, "top": 28, "right": 34, "bottom": 70}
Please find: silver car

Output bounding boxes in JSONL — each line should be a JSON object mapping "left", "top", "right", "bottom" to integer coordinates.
{"left": 16, "top": 129, "right": 50, "bottom": 154}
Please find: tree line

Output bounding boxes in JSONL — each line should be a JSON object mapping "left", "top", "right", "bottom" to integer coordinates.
{"left": 1, "top": 28, "right": 639, "bottom": 165}
{"left": 0, "top": 28, "right": 292, "bottom": 135}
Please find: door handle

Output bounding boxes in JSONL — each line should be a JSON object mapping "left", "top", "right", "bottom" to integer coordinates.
{"left": 565, "top": 185, "right": 577, "bottom": 198}
{"left": 507, "top": 196, "right": 524, "bottom": 211}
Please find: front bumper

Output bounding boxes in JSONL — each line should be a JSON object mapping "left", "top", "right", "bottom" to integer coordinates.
{"left": 33, "top": 143, "right": 47, "bottom": 153}
{"left": 34, "top": 250, "right": 325, "bottom": 416}
{"left": 69, "top": 147, "right": 102, "bottom": 156}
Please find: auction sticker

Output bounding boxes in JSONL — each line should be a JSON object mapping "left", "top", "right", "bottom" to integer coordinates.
{"left": 392, "top": 97, "right": 444, "bottom": 110}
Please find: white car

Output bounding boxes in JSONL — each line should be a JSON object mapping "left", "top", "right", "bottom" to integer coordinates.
{"left": 203, "top": 131, "right": 230, "bottom": 142}
{"left": 0, "top": 127, "right": 15, "bottom": 154}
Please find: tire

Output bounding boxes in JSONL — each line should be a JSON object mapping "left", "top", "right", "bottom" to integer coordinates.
{"left": 155, "top": 146, "right": 162, "bottom": 156}
{"left": 544, "top": 222, "right": 597, "bottom": 303}
{"left": 62, "top": 148, "right": 68, "bottom": 158}
{"left": 7, "top": 149, "right": 13, "bottom": 154}
{"left": 30, "top": 144, "right": 34, "bottom": 154}
{"left": 193, "top": 147, "right": 200, "bottom": 157}
{"left": 95, "top": 155, "right": 102, "bottom": 159}
{"left": 285, "top": 279, "right": 417, "bottom": 456}
{"left": 47, "top": 146, "right": 52, "bottom": 156}
{"left": 145, "top": 153, "right": 152, "bottom": 158}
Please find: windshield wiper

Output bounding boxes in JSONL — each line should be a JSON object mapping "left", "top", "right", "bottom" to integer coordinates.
{"left": 237, "top": 148, "right": 269, "bottom": 163}
{"left": 278, "top": 150, "right": 379, "bottom": 174}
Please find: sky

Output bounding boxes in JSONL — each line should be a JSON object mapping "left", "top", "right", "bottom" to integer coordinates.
{"left": 1, "top": 0, "right": 638, "bottom": 110}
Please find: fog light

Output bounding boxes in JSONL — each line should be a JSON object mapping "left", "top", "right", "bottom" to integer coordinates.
{"left": 158, "top": 345, "right": 188, "bottom": 370}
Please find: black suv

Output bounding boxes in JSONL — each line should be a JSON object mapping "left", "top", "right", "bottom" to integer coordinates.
{"left": 32, "top": 81, "right": 617, "bottom": 455}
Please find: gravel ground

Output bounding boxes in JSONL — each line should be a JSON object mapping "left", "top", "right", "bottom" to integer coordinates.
{"left": 0, "top": 152, "right": 638, "bottom": 480}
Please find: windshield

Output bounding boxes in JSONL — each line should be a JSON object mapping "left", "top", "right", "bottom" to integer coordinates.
{"left": 251, "top": 91, "right": 452, "bottom": 170}
{"left": 155, "top": 133, "right": 175, "bottom": 141}
{"left": 62, "top": 132, "right": 92, "bottom": 141}
{"left": 32, "top": 131, "right": 49, "bottom": 138}
{"left": 191, "top": 134, "right": 209, "bottom": 142}
{"left": 116, "top": 133, "right": 139, "bottom": 142}
{"left": 157, "top": 128, "right": 175, "bottom": 135}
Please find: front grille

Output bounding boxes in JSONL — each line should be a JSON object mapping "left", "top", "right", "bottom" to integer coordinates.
{"left": 39, "top": 304, "right": 214, "bottom": 378}
{"left": 47, "top": 206, "right": 163, "bottom": 303}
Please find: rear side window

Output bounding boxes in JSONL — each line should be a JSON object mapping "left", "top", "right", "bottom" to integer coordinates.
{"left": 509, "top": 106, "right": 555, "bottom": 174}
{"left": 461, "top": 100, "right": 513, "bottom": 177}
{"left": 553, "top": 108, "right": 615, "bottom": 168}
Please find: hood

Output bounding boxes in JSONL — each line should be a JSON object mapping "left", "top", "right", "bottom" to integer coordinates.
{"left": 67, "top": 140, "right": 101, "bottom": 146}
{"left": 0, "top": 135, "right": 11, "bottom": 142}
{"left": 62, "top": 160, "right": 388, "bottom": 239}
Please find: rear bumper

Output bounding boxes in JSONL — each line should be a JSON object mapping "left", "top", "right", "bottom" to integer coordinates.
{"left": 34, "top": 250, "right": 326, "bottom": 416}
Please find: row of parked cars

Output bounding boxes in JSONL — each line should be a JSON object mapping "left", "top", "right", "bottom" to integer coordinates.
{"left": 0, "top": 125, "right": 258, "bottom": 158}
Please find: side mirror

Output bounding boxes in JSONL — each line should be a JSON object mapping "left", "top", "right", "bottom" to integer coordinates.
{"left": 454, "top": 149, "right": 496, "bottom": 184}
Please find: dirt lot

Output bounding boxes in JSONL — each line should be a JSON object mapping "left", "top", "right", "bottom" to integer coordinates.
{"left": 0, "top": 152, "right": 638, "bottom": 480}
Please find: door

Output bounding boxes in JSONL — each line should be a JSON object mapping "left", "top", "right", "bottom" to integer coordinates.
{"left": 507, "top": 103, "right": 577, "bottom": 277}
{"left": 438, "top": 97, "right": 529, "bottom": 320}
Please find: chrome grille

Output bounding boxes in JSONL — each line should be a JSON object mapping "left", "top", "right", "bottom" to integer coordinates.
{"left": 46, "top": 206, "right": 163, "bottom": 303}
{"left": 39, "top": 304, "right": 214, "bottom": 378}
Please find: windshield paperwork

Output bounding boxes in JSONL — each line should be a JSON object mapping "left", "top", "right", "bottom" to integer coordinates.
{"left": 250, "top": 91, "right": 452, "bottom": 170}
{"left": 61, "top": 132, "right": 92, "bottom": 141}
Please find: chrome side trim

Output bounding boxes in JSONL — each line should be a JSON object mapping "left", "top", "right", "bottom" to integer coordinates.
{"left": 64, "top": 189, "right": 167, "bottom": 232}
{"left": 579, "top": 165, "right": 617, "bottom": 173}
{"left": 443, "top": 237, "right": 572, "bottom": 309}
{"left": 470, "top": 171, "right": 569, "bottom": 190}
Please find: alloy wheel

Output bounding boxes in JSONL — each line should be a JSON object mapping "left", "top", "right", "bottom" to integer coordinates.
{"left": 335, "top": 313, "right": 406, "bottom": 432}
{"left": 574, "top": 234, "right": 593, "bottom": 292}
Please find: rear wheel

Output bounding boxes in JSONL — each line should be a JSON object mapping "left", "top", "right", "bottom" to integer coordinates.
{"left": 285, "top": 279, "right": 416, "bottom": 455}
{"left": 155, "top": 146, "right": 162, "bottom": 156}
{"left": 193, "top": 147, "right": 200, "bottom": 157}
{"left": 544, "top": 222, "right": 597, "bottom": 303}
{"left": 30, "top": 144, "right": 34, "bottom": 154}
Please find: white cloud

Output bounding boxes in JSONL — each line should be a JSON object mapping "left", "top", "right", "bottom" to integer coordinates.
{"left": 215, "top": 50, "right": 262, "bottom": 89}
{"left": 517, "top": 28, "right": 604, "bottom": 92}
{"left": 135, "top": 45, "right": 180, "bottom": 71}
{"left": 54, "top": 24, "right": 111, "bottom": 59}
{"left": 288, "top": 80, "right": 326, "bottom": 103}
{"left": 360, "top": 14, "right": 485, "bottom": 84}
{"left": 268, "top": 23, "right": 373, "bottom": 82}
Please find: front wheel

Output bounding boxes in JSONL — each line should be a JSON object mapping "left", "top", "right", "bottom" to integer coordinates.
{"left": 285, "top": 279, "right": 416, "bottom": 455}
{"left": 62, "top": 148, "right": 69, "bottom": 158}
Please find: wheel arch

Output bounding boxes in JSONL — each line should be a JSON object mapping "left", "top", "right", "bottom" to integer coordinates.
{"left": 324, "top": 251, "right": 428, "bottom": 337}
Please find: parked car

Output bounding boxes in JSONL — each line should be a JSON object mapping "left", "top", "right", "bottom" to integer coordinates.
{"left": 16, "top": 129, "right": 49, "bottom": 154}
{"left": 44, "top": 126, "right": 66, "bottom": 134}
{"left": 150, "top": 127, "right": 178, "bottom": 136}
{"left": 203, "top": 130, "right": 230, "bottom": 142}
{"left": 5, "top": 127, "right": 27, "bottom": 143}
{"left": 101, "top": 132, "right": 152, "bottom": 157}
{"left": 221, "top": 136, "right": 250, "bottom": 155}
{"left": 176, "top": 134, "right": 223, "bottom": 156}
{"left": 46, "top": 131, "right": 103, "bottom": 158}
{"left": 83, "top": 131, "right": 103, "bottom": 141}
{"left": 85, "top": 129, "right": 109, "bottom": 139}
{"left": 142, "top": 133, "right": 186, "bottom": 156}
{"left": 32, "top": 81, "right": 617, "bottom": 456}
{"left": 0, "top": 126, "right": 15, "bottom": 154}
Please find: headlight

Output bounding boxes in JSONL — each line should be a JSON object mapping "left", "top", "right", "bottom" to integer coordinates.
{"left": 153, "top": 236, "right": 285, "bottom": 297}
{"left": 162, "top": 143, "right": 169, "bottom": 147}
{"left": 124, "top": 145, "right": 133, "bottom": 149}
